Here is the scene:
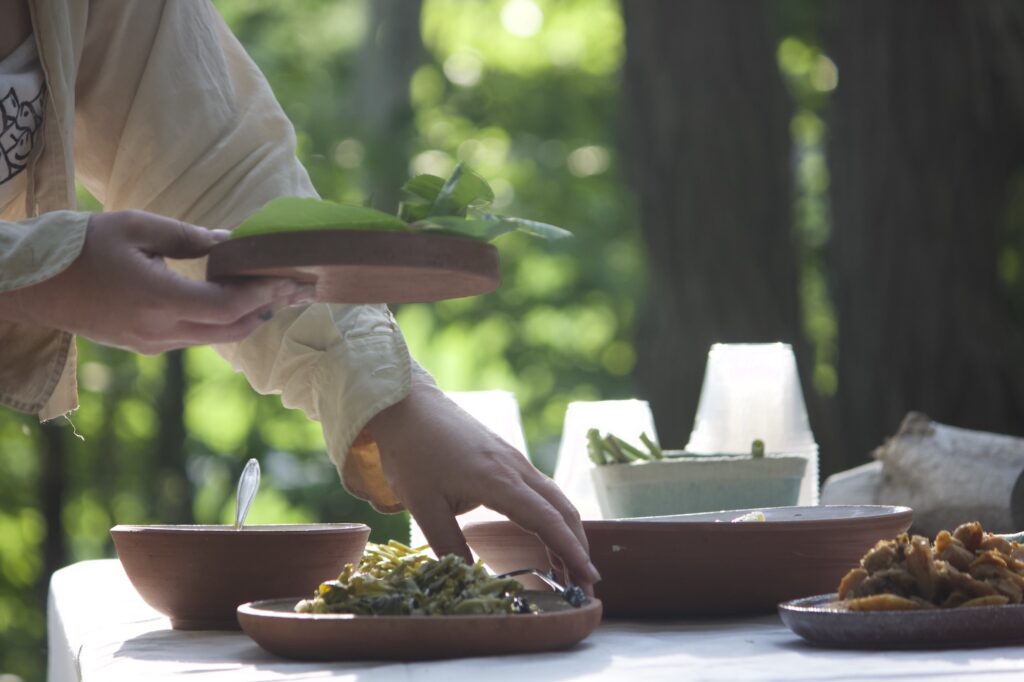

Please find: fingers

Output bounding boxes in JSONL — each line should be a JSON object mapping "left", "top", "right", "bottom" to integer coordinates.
{"left": 168, "top": 308, "right": 276, "bottom": 347}
{"left": 125, "top": 211, "right": 230, "bottom": 258}
{"left": 522, "top": 468, "right": 590, "bottom": 554}
{"left": 114, "top": 211, "right": 321, "bottom": 323}
{"left": 159, "top": 276, "right": 315, "bottom": 325}
{"left": 486, "top": 481, "right": 601, "bottom": 587}
{"left": 406, "top": 496, "right": 473, "bottom": 564}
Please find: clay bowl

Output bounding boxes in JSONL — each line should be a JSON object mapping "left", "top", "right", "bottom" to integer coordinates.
{"left": 110, "top": 523, "right": 369, "bottom": 630}
{"left": 464, "top": 505, "right": 912, "bottom": 618}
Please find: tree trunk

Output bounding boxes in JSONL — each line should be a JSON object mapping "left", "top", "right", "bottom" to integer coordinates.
{"left": 39, "top": 421, "right": 67, "bottom": 587}
{"left": 622, "top": 2, "right": 810, "bottom": 453}
{"left": 355, "top": 0, "right": 425, "bottom": 213}
{"left": 826, "top": 1, "right": 1024, "bottom": 471}
{"left": 153, "top": 350, "right": 192, "bottom": 523}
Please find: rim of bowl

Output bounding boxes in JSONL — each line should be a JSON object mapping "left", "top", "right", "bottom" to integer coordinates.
{"left": 110, "top": 523, "right": 369, "bottom": 534}
{"left": 464, "top": 505, "right": 913, "bottom": 533}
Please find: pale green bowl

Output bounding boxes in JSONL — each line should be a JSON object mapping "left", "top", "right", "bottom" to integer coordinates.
{"left": 590, "top": 454, "right": 807, "bottom": 519}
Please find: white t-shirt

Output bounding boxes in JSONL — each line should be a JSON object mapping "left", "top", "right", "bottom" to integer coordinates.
{"left": 0, "top": 35, "right": 45, "bottom": 213}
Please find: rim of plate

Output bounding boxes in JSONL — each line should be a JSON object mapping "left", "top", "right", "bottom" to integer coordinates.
{"left": 238, "top": 594, "right": 602, "bottom": 621}
{"left": 110, "top": 523, "right": 369, "bottom": 533}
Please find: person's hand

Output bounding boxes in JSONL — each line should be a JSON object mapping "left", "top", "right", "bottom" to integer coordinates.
{"left": 0, "top": 210, "right": 312, "bottom": 353}
{"left": 367, "top": 374, "right": 601, "bottom": 593}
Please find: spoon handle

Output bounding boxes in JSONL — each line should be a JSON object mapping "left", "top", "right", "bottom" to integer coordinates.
{"left": 234, "top": 458, "right": 261, "bottom": 529}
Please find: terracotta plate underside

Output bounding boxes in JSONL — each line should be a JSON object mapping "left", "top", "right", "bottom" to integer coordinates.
{"left": 237, "top": 592, "right": 602, "bottom": 661}
{"left": 779, "top": 593, "right": 1024, "bottom": 649}
{"left": 206, "top": 230, "right": 500, "bottom": 304}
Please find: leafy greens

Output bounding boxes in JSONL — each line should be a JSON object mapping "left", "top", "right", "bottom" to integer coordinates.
{"left": 294, "top": 540, "right": 534, "bottom": 616}
{"left": 231, "top": 163, "right": 571, "bottom": 242}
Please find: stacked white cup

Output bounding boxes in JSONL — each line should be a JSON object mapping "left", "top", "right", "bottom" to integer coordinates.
{"left": 684, "top": 343, "right": 819, "bottom": 505}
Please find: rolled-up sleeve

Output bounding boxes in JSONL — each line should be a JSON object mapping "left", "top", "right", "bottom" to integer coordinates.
{"left": 0, "top": 211, "right": 89, "bottom": 293}
{"left": 72, "top": 0, "right": 413, "bottom": 508}
{"left": 0, "top": 212, "right": 90, "bottom": 418}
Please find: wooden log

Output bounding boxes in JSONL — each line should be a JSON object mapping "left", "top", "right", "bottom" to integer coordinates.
{"left": 820, "top": 461, "right": 881, "bottom": 506}
{"left": 871, "top": 412, "right": 1024, "bottom": 537}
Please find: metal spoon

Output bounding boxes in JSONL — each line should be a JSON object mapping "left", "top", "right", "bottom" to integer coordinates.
{"left": 234, "top": 458, "right": 261, "bottom": 529}
{"left": 496, "top": 568, "right": 587, "bottom": 607}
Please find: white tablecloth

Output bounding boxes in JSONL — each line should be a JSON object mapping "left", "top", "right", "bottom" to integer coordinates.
{"left": 48, "top": 560, "right": 1024, "bottom": 682}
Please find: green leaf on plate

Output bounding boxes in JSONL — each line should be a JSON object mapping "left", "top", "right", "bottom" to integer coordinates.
{"left": 429, "top": 164, "right": 495, "bottom": 217}
{"left": 478, "top": 213, "right": 573, "bottom": 241}
{"left": 411, "top": 216, "right": 517, "bottom": 241}
{"left": 414, "top": 213, "right": 573, "bottom": 242}
{"left": 400, "top": 174, "right": 446, "bottom": 203}
{"left": 398, "top": 165, "right": 495, "bottom": 222}
{"left": 232, "top": 197, "right": 407, "bottom": 238}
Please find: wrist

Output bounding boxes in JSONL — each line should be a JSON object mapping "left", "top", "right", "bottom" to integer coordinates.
{"left": 367, "top": 373, "right": 440, "bottom": 434}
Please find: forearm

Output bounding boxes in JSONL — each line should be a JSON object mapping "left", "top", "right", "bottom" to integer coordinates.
{"left": 217, "top": 301, "right": 415, "bottom": 506}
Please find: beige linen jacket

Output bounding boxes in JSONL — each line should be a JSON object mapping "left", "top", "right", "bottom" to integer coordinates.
{"left": 0, "top": 0, "right": 412, "bottom": 510}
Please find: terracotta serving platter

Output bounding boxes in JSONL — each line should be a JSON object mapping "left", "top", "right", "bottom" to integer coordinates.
{"left": 779, "top": 593, "right": 1024, "bottom": 649}
{"left": 237, "top": 591, "right": 602, "bottom": 660}
{"left": 206, "top": 230, "right": 500, "bottom": 304}
{"left": 464, "top": 505, "right": 913, "bottom": 618}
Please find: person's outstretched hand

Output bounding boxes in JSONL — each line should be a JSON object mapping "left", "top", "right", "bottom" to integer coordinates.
{"left": 367, "top": 374, "right": 601, "bottom": 593}
{"left": 0, "top": 210, "right": 312, "bottom": 353}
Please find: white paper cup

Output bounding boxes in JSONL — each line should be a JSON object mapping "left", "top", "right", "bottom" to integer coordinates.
{"left": 685, "top": 343, "right": 815, "bottom": 455}
{"left": 590, "top": 454, "right": 807, "bottom": 519}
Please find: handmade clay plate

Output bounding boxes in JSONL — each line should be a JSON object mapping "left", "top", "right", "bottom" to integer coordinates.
{"left": 206, "top": 230, "right": 500, "bottom": 304}
{"left": 237, "top": 591, "right": 602, "bottom": 660}
{"left": 779, "top": 593, "right": 1024, "bottom": 649}
{"left": 465, "top": 505, "right": 912, "bottom": 618}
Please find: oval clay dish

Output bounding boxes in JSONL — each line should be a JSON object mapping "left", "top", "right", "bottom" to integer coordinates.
{"left": 237, "top": 591, "right": 603, "bottom": 661}
{"left": 779, "top": 593, "right": 1024, "bottom": 649}
{"left": 206, "top": 230, "right": 500, "bottom": 304}
{"left": 465, "top": 505, "right": 913, "bottom": 618}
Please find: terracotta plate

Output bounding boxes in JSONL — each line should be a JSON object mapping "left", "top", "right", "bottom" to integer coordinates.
{"left": 465, "top": 505, "right": 913, "bottom": 618}
{"left": 237, "top": 591, "right": 602, "bottom": 661}
{"left": 779, "top": 593, "right": 1024, "bottom": 649}
{"left": 206, "top": 230, "right": 500, "bottom": 304}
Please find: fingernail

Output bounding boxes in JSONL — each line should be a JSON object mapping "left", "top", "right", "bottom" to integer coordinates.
{"left": 210, "top": 229, "right": 232, "bottom": 242}
{"left": 587, "top": 562, "right": 601, "bottom": 583}
{"left": 258, "top": 310, "right": 273, "bottom": 321}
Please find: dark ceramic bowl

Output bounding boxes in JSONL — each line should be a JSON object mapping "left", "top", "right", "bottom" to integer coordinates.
{"left": 465, "top": 505, "right": 912, "bottom": 618}
{"left": 110, "top": 523, "right": 369, "bottom": 630}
